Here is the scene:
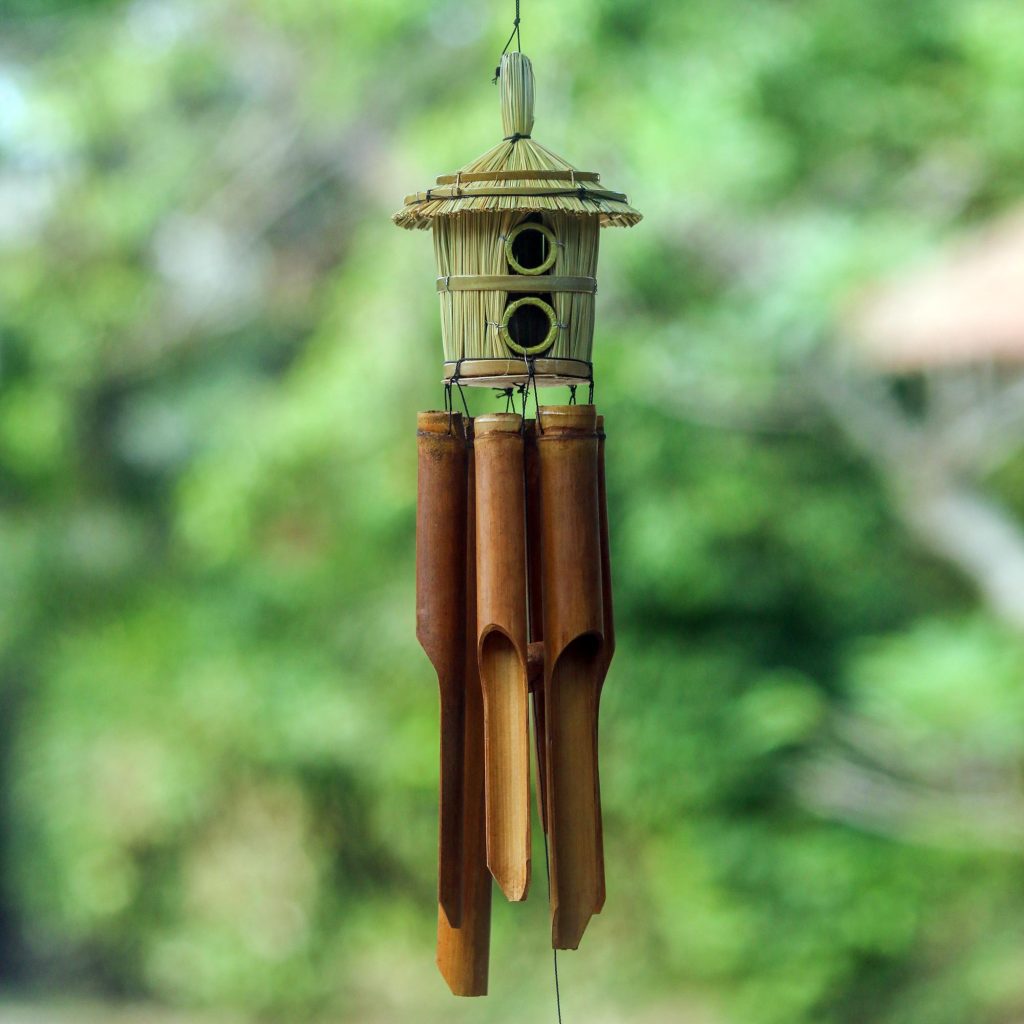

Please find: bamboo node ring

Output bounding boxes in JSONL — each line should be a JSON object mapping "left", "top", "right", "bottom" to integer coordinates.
{"left": 504, "top": 221, "right": 558, "bottom": 275}
{"left": 501, "top": 296, "right": 558, "bottom": 356}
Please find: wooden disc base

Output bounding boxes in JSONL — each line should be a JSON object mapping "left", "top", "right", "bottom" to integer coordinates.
{"left": 443, "top": 358, "right": 592, "bottom": 389}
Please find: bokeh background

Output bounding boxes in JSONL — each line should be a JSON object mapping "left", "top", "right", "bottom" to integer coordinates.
{"left": 4, "top": 0, "right": 1024, "bottom": 1021}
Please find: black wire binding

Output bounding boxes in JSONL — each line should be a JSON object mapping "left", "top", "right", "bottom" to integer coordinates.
{"left": 444, "top": 356, "right": 470, "bottom": 429}
{"left": 517, "top": 355, "right": 542, "bottom": 432}
{"left": 407, "top": 188, "right": 628, "bottom": 206}
{"left": 528, "top": 358, "right": 541, "bottom": 422}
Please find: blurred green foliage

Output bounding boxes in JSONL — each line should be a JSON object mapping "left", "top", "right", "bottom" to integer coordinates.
{"left": 3, "top": 1, "right": 1024, "bottom": 1022}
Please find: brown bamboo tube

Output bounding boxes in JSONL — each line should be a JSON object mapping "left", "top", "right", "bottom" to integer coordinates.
{"left": 437, "top": 422, "right": 492, "bottom": 995}
{"left": 524, "top": 420, "right": 549, "bottom": 833}
{"left": 537, "top": 404, "right": 604, "bottom": 949}
{"left": 594, "top": 414, "right": 613, "bottom": 913}
{"left": 416, "top": 410, "right": 467, "bottom": 927}
{"left": 474, "top": 413, "right": 531, "bottom": 902}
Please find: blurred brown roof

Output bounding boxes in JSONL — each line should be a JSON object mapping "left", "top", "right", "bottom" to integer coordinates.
{"left": 846, "top": 206, "right": 1024, "bottom": 371}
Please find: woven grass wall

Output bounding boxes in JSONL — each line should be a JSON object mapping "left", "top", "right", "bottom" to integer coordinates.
{"left": 433, "top": 213, "right": 599, "bottom": 364}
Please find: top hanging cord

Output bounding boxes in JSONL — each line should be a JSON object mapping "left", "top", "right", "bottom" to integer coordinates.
{"left": 493, "top": 0, "right": 523, "bottom": 82}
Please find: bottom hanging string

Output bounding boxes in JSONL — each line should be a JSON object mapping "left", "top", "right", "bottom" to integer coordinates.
{"left": 541, "top": 819, "right": 564, "bottom": 1024}
{"left": 493, "top": 386, "right": 514, "bottom": 413}
{"left": 531, "top": 678, "right": 563, "bottom": 1024}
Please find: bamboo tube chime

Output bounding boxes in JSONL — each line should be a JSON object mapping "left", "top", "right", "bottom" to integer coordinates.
{"left": 397, "top": 49, "right": 640, "bottom": 997}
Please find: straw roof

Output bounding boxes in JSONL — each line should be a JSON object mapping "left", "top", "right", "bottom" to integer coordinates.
{"left": 846, "top": 205, "right": 1024, "bottom": 371}
{"left": 393, "top": 52, "right": 641, "bottom": 230}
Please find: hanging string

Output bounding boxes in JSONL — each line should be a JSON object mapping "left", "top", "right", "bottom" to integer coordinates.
{"left": 530, "top": 362, "right": 541, "bottom": 422}
{"left": 518, "top": 370, "right": 553, "bottom": 1024}
{"left": 517, "top": 356, "right": 542, "bottom": 432}
{"left": 552, "top": 940, "right": 563, "bottom": 1024}
{"left": 493, "top": 386, "right": 516, "bottom": 413}
{"left": 493, "top": 0, "right": 522, "bottom": 81}
{"left": 536, "top": 741, "right": 569, "bottom": 1024}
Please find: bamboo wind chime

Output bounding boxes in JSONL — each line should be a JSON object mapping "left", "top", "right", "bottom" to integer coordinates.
{"left": 395, "top": 49, "right": 640, "bottom": 997}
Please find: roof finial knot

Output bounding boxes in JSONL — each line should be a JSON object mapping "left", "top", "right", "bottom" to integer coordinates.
{"left": 500, "top": 52, "right": 535, "bottom": 140}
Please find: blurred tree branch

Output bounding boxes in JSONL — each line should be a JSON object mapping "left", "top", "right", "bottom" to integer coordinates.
{"left": 809, "top": 356, "right": 1024, "bottom": 630}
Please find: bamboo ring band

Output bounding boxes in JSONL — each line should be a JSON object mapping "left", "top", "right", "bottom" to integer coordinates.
{"left": 504, "top": 222, "right": 558, "bottom": 275}
{"left": 500, "top": 296, "right": 559, "bottom": 356}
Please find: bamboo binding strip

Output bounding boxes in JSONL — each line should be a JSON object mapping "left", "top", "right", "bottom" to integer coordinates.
{"left": 436, "top": 275, "right": 596, "bottom": 294}
{"left": 436, "top": 170, "right": 601, "bottom": 184}
{"left": 404, "top": 186, "right": 629, "bottom": 204}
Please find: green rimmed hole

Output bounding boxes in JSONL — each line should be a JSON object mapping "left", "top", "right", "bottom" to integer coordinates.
{"left": 505, "top": 221, "right": 557, "bottom": 276}
{"left": 501, "top": 296, "right": 559, "bottom": 356}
